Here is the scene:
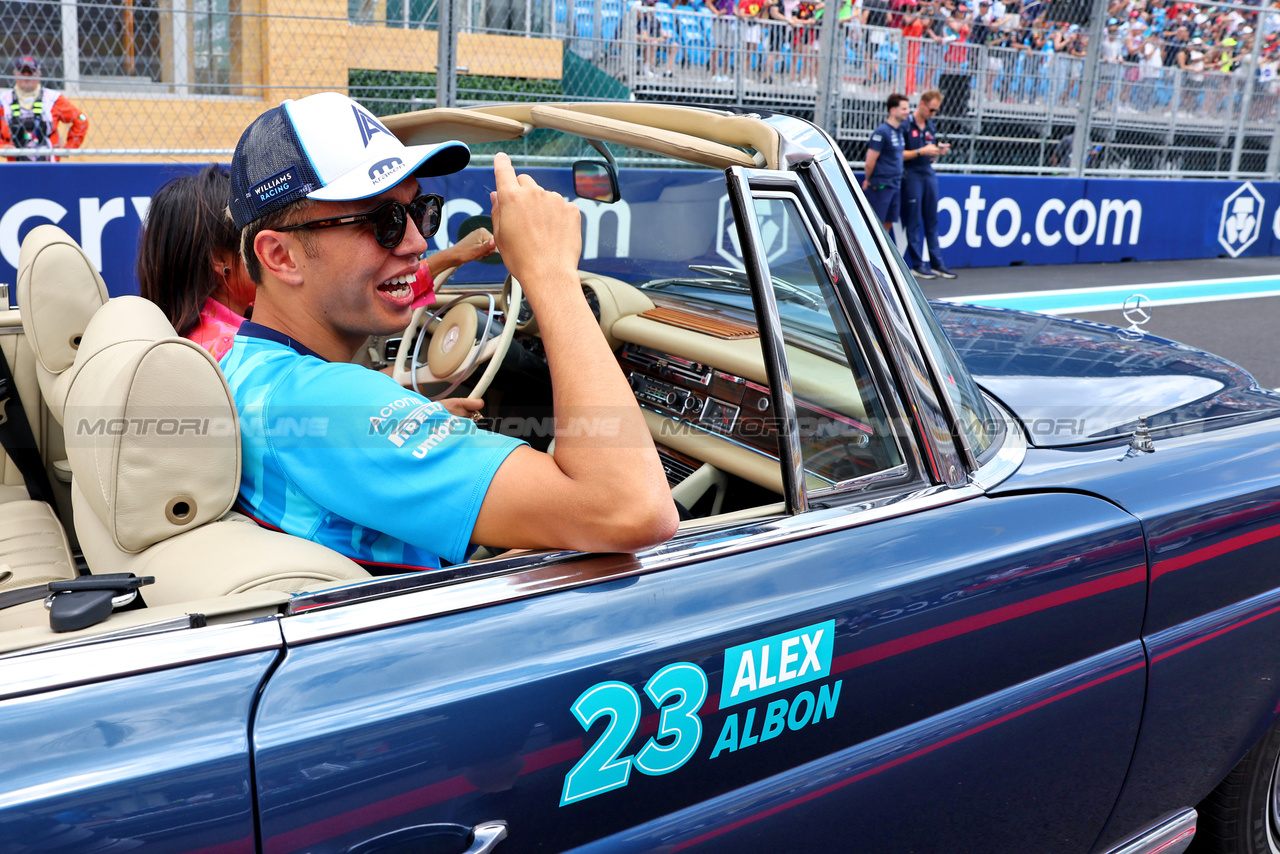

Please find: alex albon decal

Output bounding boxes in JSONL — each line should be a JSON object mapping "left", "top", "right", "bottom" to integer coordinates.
{"left": 560, "top": 620, "right": 842, "bottom": 806}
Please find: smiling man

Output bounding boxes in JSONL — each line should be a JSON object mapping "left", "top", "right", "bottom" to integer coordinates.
{"left": 221, "top": 92, "right": 677, "bottom": 571}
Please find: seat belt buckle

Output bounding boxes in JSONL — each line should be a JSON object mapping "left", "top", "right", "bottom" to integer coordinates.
{"left": 44, "top": 573, "right": 155, "bottom": 633}
{"left": 0, "top": 283, "right": 10, "bottom": 312}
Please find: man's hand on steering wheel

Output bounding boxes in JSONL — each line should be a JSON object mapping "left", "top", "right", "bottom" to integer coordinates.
{"left": 441, "top": 397, "right": 483, "bottom": 419}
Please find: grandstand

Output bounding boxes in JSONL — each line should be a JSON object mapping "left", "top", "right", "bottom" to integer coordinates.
{"left": 0, "top": 0, "right": 1275, "bottom": 177}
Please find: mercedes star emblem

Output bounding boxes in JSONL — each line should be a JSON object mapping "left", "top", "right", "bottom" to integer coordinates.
{"left": 1122, "top": 293, "right": 1152, "bottom": 331}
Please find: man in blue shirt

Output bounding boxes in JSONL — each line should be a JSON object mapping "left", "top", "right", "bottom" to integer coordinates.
{"left": 900, "top": 89, "right": 956, "bottom": 279}
{"left": 221, "top": 92, "right": 677, "bottom": 571}
{"left": 862, "top": 93, "right": 910, "bottom": 232}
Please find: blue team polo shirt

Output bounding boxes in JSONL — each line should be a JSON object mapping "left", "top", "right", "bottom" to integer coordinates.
{"left": 866, "top": 121, "right": 905, "bottom": 188}
{"left": 220, "top": 321, "right": 525, "bottom": 571}
{"left": 903, "top": 117, "right": 939, "bottom": 175}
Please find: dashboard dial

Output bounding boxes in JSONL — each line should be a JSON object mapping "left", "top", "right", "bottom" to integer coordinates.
{"left": 514, "top": 285, "right": 600, "bottom": 326}
{"left": 583, "top": 285, "right": 601, "bottom": 321}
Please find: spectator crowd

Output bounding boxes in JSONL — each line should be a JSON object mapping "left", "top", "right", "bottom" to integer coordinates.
{"left": 630, "top": 0, "right": 1280, "bottom": 115}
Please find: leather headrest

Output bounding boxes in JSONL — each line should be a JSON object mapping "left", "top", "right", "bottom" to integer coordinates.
{"left": 64, "top": 297, "right": 239, "bottom": 554}
{"left": 17, "top": 225, "right": 110, "bottom": 423}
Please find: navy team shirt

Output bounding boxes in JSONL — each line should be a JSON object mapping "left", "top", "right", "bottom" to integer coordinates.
{"left": 866, "top": 121, "right": 904, "bottom": 188}
{"left": 903, "top": 117, "right": 940, "bottom": 175}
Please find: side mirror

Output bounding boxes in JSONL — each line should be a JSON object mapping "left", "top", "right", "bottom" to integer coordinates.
{"left": 573, "top": 160, "right": 620, "bottom": 204}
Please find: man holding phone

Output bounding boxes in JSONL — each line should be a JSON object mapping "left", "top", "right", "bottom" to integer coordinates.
{"left": 901, "top": 89, "right": 957, "bottom": 279}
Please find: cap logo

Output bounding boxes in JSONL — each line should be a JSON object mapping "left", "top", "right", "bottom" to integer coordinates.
{"left": 352, "top": 105, "right": 393, "bottom": 147}
{"left": 250, "top": 166, "right": 301, "bottom": 212}
{"left": 368, "top": 157, "right": 403, "bottom": 184}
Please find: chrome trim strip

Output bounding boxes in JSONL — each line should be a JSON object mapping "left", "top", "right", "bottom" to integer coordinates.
{"left": 1102, "top": 809, "right": 1197, "bottom": 854}
{"left": 283, "top": 482, "right": 979, "bottom": 645}
{"left": 0, "top": 618, "right": 282, "bottom": 701}
{"left": 0, "top": 615, "right": 199, "bottom": 658}
{"left": 969, "top": 400, "right": 1027, "bottom": 491}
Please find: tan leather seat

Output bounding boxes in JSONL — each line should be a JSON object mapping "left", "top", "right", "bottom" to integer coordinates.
{"left": 0, "top": 501, "right": 75, "bottom": 594}
{"left": 0, "top": 224, "right": 103, "bottom": 624}
{"left": 64, "top": 297, "right": 370, "bottom": 606}
{"left": 17, "top": 224, "right": 109, "bottom": 425}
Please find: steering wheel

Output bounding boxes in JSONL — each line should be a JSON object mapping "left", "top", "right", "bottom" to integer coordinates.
{"left": 392, "top": 274, "right": 523, "bottom": 400}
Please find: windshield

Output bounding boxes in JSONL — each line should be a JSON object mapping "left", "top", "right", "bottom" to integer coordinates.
{"left": 437, "top": 162, "right": 842, "bottom": 342}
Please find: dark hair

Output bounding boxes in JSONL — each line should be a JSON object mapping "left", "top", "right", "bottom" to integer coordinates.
{"left": 240, "top": 196, "right": 319, "bottom": 286}
{"left": 137, "top": 165, "right": 240, "bottom": 337}
{"left": 886, "top": 93, "right": 909, "bottom": 110}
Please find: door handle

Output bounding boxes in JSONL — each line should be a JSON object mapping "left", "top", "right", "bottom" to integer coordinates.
{"left": 463, "top": 821, "right": 508, "bottom": 854}
{"left": 346, "top": 819, "right": 507, "bottom": 854}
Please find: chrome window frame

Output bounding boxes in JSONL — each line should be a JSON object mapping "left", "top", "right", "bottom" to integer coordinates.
{"left": 725, "top": 166, "right": 808, "bottom": 514}
{"left": 731, "top": 174, "right": 915, "bottom": 500}
{"left": 772, "top": 112, "right": 971, "bottom": 488}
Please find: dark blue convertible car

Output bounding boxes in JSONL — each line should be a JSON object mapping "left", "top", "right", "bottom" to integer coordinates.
{"left": 3, "top": 103, "right": 1280, "bottom": 854}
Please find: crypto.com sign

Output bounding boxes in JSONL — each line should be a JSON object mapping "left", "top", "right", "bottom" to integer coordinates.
{"left": 1218, "top": 182, "right": 1266, "bottom": 258}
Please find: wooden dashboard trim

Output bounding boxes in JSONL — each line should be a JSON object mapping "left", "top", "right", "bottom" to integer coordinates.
{"left": 640, "top": 306, "right": 760, "bottom": 340}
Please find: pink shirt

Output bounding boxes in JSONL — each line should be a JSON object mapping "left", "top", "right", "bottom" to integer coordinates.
{"left": 186, "top": 297, "right": 246, "bottom": 362}
{"left": 410, "top": 261, "right": 436, "bottom": 309}
{"left": 186, "top": 259, "right": 433, "bottom": 362}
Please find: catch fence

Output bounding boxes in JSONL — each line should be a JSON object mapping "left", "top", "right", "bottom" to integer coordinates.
{"left": 1, "top": 0, "right": 1276, "bottom": 178}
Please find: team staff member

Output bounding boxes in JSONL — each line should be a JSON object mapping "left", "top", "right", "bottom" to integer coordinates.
{"left": 0, "top": 56, "right": 87, "bottom": 162}
{"left": 862, "top": 93, "right": 909, "bottom": 232}
{"left": 901, "top": 89, "right": 956, "bottom": 280}
{"left": 221, "top": 93, "right": 676, "bottom": 571}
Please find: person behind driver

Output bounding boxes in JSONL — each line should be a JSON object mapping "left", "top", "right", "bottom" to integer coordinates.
{"left": 137, "top": 163, "right": 494, "bottom": 419}
{"left": 221, "top": 93, "right": 677, "bottom": 572}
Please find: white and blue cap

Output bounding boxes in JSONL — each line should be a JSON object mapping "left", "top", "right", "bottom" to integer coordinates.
{"left": 229, "top": 92, "right": 469, "bottom": 230}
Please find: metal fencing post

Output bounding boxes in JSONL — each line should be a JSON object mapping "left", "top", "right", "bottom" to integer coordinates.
{"left": 593, "top": 0, "right": 604, "bottom": 63}
{"left": 1270, "top": 9, "right": 1280, "bottom": 179}
{"left": 438, "top": 0, "right": 457, "bottom": 108}
{"left": 813, "top": 4, "right": 843, "bottom": 133}
{"left": 1229, "top": 26, "right": 1264, "bottom": 178}
{"left": 171, "top": 0, "right": 189, "bottom": 97}
{"left": 60, "top": 0, "right": 80, "bottom": 93}
{"left": 1072, "top": 0, "right": 1109, "bottom": 177}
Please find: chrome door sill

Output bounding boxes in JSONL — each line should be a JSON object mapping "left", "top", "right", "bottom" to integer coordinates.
{"left": 1102, "top": 809, "right": 1196, "bottom": 854}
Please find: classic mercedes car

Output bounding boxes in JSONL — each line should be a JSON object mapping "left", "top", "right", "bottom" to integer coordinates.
{"left": 2, "top": 102, "right": 1280, "bottom": 854}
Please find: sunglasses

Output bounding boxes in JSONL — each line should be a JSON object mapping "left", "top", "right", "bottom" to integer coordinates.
{"left": 278, "top": 193, "right": 443, "bottom": 249}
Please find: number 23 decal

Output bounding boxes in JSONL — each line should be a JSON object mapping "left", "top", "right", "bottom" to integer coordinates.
{"left": 560, "top": 662, "right": 708, "bottom": 806}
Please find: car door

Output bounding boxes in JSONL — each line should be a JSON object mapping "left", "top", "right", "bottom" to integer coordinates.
{"left": 0, "top": 613, "right": 281, "bottom": 852}
{"left": 248, "top": 167, "right": 1148, "bottom": 854}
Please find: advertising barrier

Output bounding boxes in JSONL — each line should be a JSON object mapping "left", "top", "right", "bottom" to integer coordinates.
{"left": 0, "top": 163, "right": 1275, "bottom": 298}
{"left": 924, "top": 175, "right": 1280, "bottom": 267}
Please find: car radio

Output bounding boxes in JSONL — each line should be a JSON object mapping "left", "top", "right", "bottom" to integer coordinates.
{"left": 628, "top": 372, "right": 702, "bottom": 415}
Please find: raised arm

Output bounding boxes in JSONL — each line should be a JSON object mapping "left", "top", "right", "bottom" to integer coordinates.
{"left": 471, "top": 154, "right": 678, "bottom": 553}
